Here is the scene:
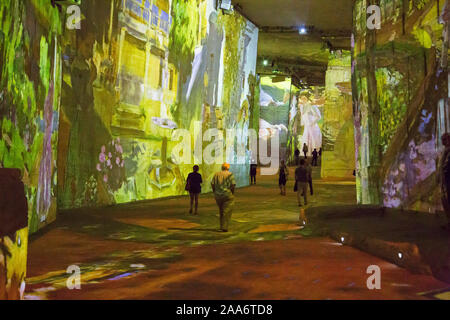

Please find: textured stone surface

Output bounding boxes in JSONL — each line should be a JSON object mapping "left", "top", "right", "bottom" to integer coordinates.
{"left": 25, "top": 167, "right": 447, "bottom": 300}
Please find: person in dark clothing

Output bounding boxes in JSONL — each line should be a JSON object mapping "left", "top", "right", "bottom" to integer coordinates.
{"left": 295, "top": 159, "right": 310, "bottom": 206}
{"left": 302, "top": 143, "right": 308, "bottom": 159}
{"left": 186, "top": 165, "right": 203, "bottom": 215}
{"left": 250, "top": 164, "right": 257, "bottom": 185}
{"left": 294, "top": 149, "right": 300, "bottom": 166}
{"left": 312, "top": 148, "right": 318, "bottom": 166}
{"left": 278, "top": 160, "right": 289, "bottom": 195}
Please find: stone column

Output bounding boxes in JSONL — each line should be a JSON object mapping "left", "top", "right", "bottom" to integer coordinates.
{"left": 0, "top": 169, "right": 28, "bottom": 300}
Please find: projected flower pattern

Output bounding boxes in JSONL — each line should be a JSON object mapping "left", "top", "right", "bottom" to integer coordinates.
{"left": 97, "top": 138, "right": 126, "bottom": 191}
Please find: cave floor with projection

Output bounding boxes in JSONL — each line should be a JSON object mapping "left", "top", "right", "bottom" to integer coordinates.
{"left": 25, "top": 167, "right": 449, "bottom": 300}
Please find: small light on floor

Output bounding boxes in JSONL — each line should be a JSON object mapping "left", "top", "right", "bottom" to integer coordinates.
{"left": 340, "top": 237, "right": 345, "bottom": 243}
{"left": 398, "top": 252, "right": 403, "bottom": 259}
{"left": 299, "top": 27, "right": 307, "bottom": 35}
{"left": 303, "top": 220, "right": 306, "bottom": 225}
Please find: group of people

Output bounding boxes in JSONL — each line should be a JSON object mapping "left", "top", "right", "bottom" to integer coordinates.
{"left": 184, "top": 158, "right": 315, "bottom": 233}
{"left": 294, "top": 144, "right": 321, "bottom": 167}
{"left": 184, "top": 132, "right": 450, "bottom": 233}
{"left": 185, "top": 163, "right": 236, "bottom": 232}
{"left": 278, "top": 158, "right": 314, "bottom": 206}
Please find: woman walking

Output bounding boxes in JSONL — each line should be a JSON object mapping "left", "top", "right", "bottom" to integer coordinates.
{"left": 186, "top": 165, "right": 203, "bottom": 215}
{"left": 278, "top": 160, "right": 289, "bottom": 195}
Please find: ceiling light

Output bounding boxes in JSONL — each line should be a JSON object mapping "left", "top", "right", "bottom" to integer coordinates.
{"left": 219, "top": 0, "right": 232, "bottom": 10}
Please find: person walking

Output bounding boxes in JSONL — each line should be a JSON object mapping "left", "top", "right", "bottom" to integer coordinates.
{"left": 278, "top": 160, "right": 289, "bottom": 195}
{"left": 250, "top": 163, "right": 257, "bottom": 185}
{"left": 306, "top": 158, "right": 313, "bottom": 196}
{"left": 211, "top": 163, "right": 236, "bottom": 232}
{"left": 439, "top": 133, "right": 450, "bottom": 230}
{"left": 295, "top": 159, "right": 309, "bottom": 206}
{"left": 302, "top": 143, "right": 308, "bottom": 159}
{"left": 312, "top": 148, "right": 318, "bottom": 166}
{"left": 185, "top": 165, "right": 202, "bottom": 215}
{"left": 294, "top": 148, "right": 300, "bottom": 166}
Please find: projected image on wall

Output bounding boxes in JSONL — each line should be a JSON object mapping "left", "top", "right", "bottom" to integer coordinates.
{"left": 0, "top": 0, "right": 259, "bottom": 232}
{"left": 59, "top": 0, "right": 259, "bottom": 209}
{"left": 353, "top": 0, "right": 447, "bottom": 209}
{"left": 259, "top": 76, "right": 291, "bottom": 161}
{"left": 287, "top": 87, "right": 324, "bottom": 163}
{"left": 298, "top": 91, "right": 323, "bottom": 156}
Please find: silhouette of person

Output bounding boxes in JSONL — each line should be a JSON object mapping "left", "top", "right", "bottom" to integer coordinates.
{"left": 250, "top": 164, "right": 257, "bottom": 185}
{"left": 295, "top": 159, "right": 310, "bottom": 206}
{"left": 312, "top": 148, "right": 318, "bottom": 166}
{"left": 186, "top": 165, "right": 202, "bottom": 215}
{"left": 211, "top": 163, "right": 236, "bottom": 232}
{"left": 278, "top": 160, "right": 288, "bottom": 195}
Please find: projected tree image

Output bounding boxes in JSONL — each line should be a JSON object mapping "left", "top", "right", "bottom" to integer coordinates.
{"left": 353, "top": 0, "right": 448, "bottom": 210}
{"left": 0, "top": 0, "right": 259, "bottom": 232}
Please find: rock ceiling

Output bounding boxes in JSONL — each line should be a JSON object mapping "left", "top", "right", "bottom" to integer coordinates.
{"left": 235, "top": 0, "right": 353, "bottom": 86}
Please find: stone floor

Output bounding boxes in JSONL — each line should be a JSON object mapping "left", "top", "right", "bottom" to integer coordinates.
{"left": 25, "top": 167, "right": 449, "bottom": 300}
{"left": 306, "top": 205, "right": 450, "bottom": 285}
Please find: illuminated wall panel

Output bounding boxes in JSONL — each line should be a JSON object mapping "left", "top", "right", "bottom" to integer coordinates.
{"left": 259, "top": 76, "right": 291, "bottom": 161}
{"left": 0, "top": 0, "right": 62, "bottom": 233}
{"left": 321, "top": 52, "right": 355, "bottom": 178}
{"left": 288, "top": 86, "right": 325, "bottom": 164}
{"left": 0, "top": 0, "right": 259, "bottom": 234}
{"left": 352, "top": 0, "right": 448, "bottom": 211}
{"left": 57, "top": 0, "right": 259, "bottom": 209}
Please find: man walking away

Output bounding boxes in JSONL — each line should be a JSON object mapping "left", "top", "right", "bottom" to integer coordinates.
{"left": 302, "top": 143, "right": 308, "bottom": 159}
{"left": 186, "top": 165, "right": 202, "bottom": 215}
{"left": 295, "top": 159, "right": 309, "bottom": 206}
{"left": 250, "top": 163, "right": 257, "bottom": 185}
{"left": 440, "top": 133, "right": 450, "bottom": 231}
{"left": 312, "top": 148, "right": 318, "bottom": 166}
{"left": 211, "top": 163, "right": 236, "bottom": 232}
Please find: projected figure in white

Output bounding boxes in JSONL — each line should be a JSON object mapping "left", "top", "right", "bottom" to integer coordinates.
{"left": 299, "top": 96, "right": 322, "bottom": 156}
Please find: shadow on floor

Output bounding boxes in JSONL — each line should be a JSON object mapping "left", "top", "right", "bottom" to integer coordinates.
{"left": 306, "top": 205, "right": 450, "bottom": 283}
